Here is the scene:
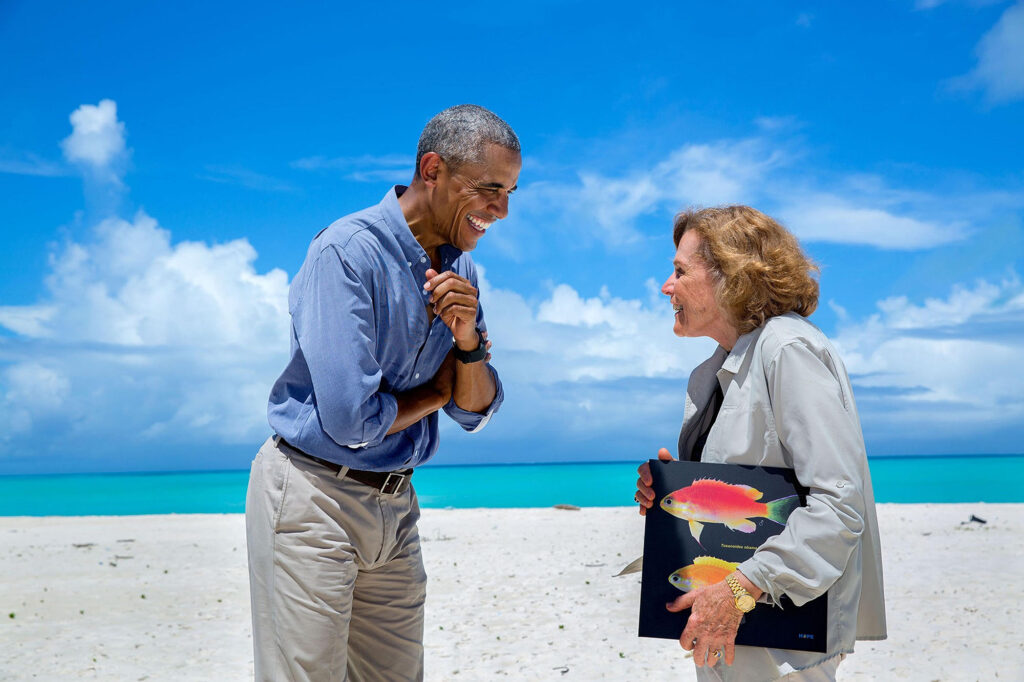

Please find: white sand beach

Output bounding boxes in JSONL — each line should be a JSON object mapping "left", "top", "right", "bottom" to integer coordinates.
{"left": 2, "top": 503, "right": 1021, "bottom": 681}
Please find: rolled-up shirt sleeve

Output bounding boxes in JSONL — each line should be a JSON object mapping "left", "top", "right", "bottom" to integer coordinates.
{"left": 738, "top": 339, "right": 867, "bottom": 607}
{"left": 443, "top": 363, "right": 504, "bottom": 432}
{"left": 292, "top": 245, "right": 397, "bottom": 448}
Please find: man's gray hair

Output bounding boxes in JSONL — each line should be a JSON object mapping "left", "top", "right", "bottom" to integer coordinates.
{"left": 416, "top": 104, "right": 520, "bottom": 176}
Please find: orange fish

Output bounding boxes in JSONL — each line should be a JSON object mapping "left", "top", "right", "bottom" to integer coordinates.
{"left": 660, "top": 478, "right": 799, "bottom": 546}
{"left": 668, "top": 556, "right": 740, "bottom": 592}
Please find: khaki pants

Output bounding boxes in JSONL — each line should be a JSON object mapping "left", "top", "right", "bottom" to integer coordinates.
{"left": 246, "top": 437, "right": 426, "bottom": 682}
{"left": 695, "top": 651, "right": 844, "bottom": 682}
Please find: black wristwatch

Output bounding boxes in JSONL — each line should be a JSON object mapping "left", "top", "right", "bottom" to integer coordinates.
{"left": 452, "top": 330, "right": 487, "bottom": 364}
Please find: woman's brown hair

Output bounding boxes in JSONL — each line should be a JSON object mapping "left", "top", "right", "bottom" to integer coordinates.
{"left": 673, "top": 206, "right": 820, "bottom": 335}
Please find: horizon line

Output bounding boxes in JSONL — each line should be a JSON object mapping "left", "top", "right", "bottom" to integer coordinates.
{"left": 1, "top": 452, "right": 1022, "bottom": 478}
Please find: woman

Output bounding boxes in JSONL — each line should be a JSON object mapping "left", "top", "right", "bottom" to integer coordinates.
{"left": 634, "top": 206, "right": 886, "bottom": 681}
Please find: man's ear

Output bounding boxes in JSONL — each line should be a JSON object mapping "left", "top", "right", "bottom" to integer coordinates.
{"left": 418, "top": 152, "right": 442, "bottom": 186}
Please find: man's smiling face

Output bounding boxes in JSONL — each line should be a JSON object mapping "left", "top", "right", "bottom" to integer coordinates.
{"left": 432, "top": 143, "right": 521, "bottom": 252}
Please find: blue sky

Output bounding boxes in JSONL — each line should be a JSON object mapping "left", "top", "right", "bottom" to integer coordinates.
{"left": 1, "top": 1, "right": 1022, "bottom": 474}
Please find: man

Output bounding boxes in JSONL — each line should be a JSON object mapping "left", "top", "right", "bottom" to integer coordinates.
{"left": 246, "top": 105, "right": 520, "bottom": 681}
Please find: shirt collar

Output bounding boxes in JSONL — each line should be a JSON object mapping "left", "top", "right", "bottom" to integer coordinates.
{"left": 380, "top": 186, "right": 464, "bottom": 269}
{"left": 719, "top": 325, "right": 763, "bottom": 379}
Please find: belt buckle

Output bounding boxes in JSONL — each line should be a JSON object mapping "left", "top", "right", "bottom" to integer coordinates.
{"left": 380, "top": 472, "right": 407, "bottom": 495}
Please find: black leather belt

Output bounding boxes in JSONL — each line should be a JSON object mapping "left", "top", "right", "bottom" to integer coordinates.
{"left": 275, "top": 437, "right": 412, "bottom": 495}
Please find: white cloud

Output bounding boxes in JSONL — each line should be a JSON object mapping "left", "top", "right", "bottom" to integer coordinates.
{"left": 292, "top": 154, "right": 413, "bottom": 170}
{"left": 522, "top": 137, "right": 784, "bottom": 247}
{"left": 754, "top": 116, "right": 802, "bottom": 132}
{"left": 478, "top": 254, "right": 1024, "bottom": 452}
{"left": 952, "top": 1, "right": 1024, "bottom": 103}
{"left": 478, "top": 266, "right": 1024, "bottom": 452}
{"left": 4, "top": 206, "right": 1020, "bottom": 458}
{"left": 200, "top": 165, "right": 297, "bottom": 192}
{"left": 6, "top": 100, "right": 713, "bottom": 459}
{"left": 291, "top": 154, "right": 414, "bottom": 183}
{"left": 0, "top": 363, "right": 71, "bottom": 435}
{"left": 916, "top": 0, "right": 1006, "bottom": 11}
{"left": 833, "top": 274, "right": 1024, "bottom": 444}
{"left": 874, "top": 276, "right": 1021, "bottom": 329}
{"left": 0, "top": 212, "right": 705, "bottom": 451}
{"left": 348, "top": 169, "right": 415, "bottom": 183}
{"left": 519, "top": 135, "right": 969, "bottom": 251}
{"left": 0, "top": 210, "right": 291, "bottom": 446}
{"left": 659, "top": 140, "right": 784, "bottom": 206}
{"left": 0, "top": 152, "right": 67, "bottom": 177}
{"left": 60, "top": 99, "right": 128, "bottom": 183}
{"left": 474, "top": 267, "right": 716, "bottom": 440}
{"left": 6, "top": 211, "right": 290, "bottom": 349}
{"left": 6, "top": 100, "right": 1023, "bottom": 466}
{"left": 778, "top": 194, "right": 968, "bottom": 249}
{"left": 574, "top": 173, "right": 661, "bottom": 244}
{"left": 0, "top": 306, "right": 55, "bottom": 337}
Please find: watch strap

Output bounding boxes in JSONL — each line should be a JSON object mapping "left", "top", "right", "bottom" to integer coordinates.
{"left": 453, "top": 330, "right": 487, "bottom": 363}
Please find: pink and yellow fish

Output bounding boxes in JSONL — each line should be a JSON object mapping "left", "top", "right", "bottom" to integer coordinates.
{"left": 668, "top": 556, "right": 740, "bottom": 592}
{"left": 660, "top": 478, "right": 799, "bottom": 546}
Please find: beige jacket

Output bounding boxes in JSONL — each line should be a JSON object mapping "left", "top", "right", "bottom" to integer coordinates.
{"left": 679, "top": 313, "right": 887, "bottom": 667}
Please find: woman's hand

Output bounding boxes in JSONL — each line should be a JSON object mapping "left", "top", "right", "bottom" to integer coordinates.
{"left": 635, "top": 447, "right": 675, "bottom": 515}
{"left": 667, "top": 580, "right": 742, "bottom": 667}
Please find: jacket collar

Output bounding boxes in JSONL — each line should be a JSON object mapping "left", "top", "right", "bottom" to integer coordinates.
{"left": 719, "top": 325, "right": 762, "bottom": 380}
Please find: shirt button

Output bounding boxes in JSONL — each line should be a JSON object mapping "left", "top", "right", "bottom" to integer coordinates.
{"left": 407, "top": 261, "right": 412, "bottom": 267}
{"left": 836, "top": 480, "right": 846, "bottom": 488}
{"left": 420, "top": 256, "right": 427, "bottom": 263}
{"left": 414, "top": 373, "right": 420, "bottom": 379}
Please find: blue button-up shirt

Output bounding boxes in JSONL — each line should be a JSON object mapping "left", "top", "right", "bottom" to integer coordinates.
{"left": 267, "top": 186, "right": 503, "bottom": 472}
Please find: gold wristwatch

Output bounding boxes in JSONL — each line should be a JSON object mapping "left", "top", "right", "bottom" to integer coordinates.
{"left": 727, "top": 575, "right": 756, "bottom": 613}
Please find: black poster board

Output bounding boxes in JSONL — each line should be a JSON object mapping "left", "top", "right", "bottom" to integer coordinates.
{"left": 638, "top": 460, "right": 827, "bottom": 652}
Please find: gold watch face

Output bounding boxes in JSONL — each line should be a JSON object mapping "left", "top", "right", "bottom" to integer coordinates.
{"left": 736, "top": 594, "right": 756, "bottom": 612}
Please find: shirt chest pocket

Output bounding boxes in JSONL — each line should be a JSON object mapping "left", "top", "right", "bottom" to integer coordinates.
{"left": 705, "top": 400, "right": 783, "bottom": 467}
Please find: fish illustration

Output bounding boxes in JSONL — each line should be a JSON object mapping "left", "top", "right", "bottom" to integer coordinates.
{"left": 660, "top": 478, "right": 799, "bottom": 546}
{"left": 668, "top": 556, "right": 740, "bottom": 592}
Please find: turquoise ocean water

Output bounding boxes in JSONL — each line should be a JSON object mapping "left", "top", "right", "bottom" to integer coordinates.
{"left": 0, "top": 455, "right": 1021, "bottom": 516}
